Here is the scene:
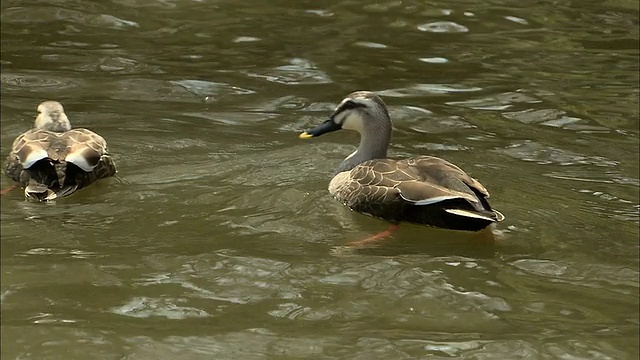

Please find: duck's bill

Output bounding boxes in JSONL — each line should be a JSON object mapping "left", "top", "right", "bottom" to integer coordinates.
{"left": 299, "top": 118, "right": 341, "bottom": 139}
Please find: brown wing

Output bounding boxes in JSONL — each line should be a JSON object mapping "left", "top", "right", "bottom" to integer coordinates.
{"left": 4, "top": 129, "right": 50, "bottom": 183}
{"left": 8, "top": 129, "right": 53, "bottom": 168}
{"left": 329, "top": 156, "right": 499, "bottom": 226}
{"left": 61, "top": 128, "right": 116, "bottom": 187}
{"left": 4, "top": 127, "right": 116, "bottom": 199}
{"left": 397, "top": 157, "right": 490, "bottom": 203}
{"left": 61, "top": 128, "right": 110, "bottom": 172}
{"left": 331, "top": 157, "right": 481, "bottom": 202}
{"left": 4, "top": 152, "right": 25, "bottom": 183}
{"left": 329, "top": 159, "right": 412, "bottom": 219}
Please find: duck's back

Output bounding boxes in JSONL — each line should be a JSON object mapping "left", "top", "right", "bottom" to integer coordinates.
{"left": 328, "top": 156, "right": 502, "bottom": 231}
{"left": 4, "top": 128, "right": 116, "bottom": 197}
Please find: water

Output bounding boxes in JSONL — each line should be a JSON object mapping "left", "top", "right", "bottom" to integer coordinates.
{"left": 1, "top": 0, "right": 638, "bottom": 358}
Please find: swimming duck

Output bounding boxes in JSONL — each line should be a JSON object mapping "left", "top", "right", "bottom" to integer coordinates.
{"left": 3, "top": 101, "right": 117, "bottom": 201}
{"left": 299, "top": 91, "right": 504, "bottom": 233}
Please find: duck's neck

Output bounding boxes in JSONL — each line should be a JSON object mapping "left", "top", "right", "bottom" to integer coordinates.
{"left": 335, "top": 130, "right": 389, "bottom": 173}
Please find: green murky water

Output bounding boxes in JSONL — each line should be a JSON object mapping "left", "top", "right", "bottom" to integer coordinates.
{"left": 1, "top": 0, "right": 638, "bottom": 358}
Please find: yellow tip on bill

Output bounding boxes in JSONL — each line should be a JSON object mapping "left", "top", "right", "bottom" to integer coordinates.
{"left": 299, "top": 132, "right": 313, "bottom": 139}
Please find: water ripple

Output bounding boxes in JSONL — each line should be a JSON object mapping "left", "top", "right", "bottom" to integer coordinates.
{"left": 354, "top": 41, "right": 388, "bottom": 49}
{"left": 111, "top": 297, "right": 210, "bottom": 319}
{"left": 1, "top": 0, "right": 638, "bottom": 358}
{"left": 511, "top": 259, "right": 639, "bottom": 289}
{"left": 417, "top": 21, "right": 469, "bottom": 33}
{"left": 500, "top": 141, "right": 618, "bottom": 167}
{"left": 1, "top": 72, "right": 80, "bottom": 90}
{"left": 380, "top": 84, "right": 482, "bottom": 97}
{"left": 447, "top": 91, "right": 541, "bottom": 110}
{"left": 172, "top": 80, "right": 255, "bottom": 98}
{"left": 243, "top": 58, "right": 332, "bottom": 85}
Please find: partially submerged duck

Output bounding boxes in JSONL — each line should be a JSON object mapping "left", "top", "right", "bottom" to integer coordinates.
{"left": 299, "top": 91, "right": 504, "bottom": 234}
{"left": 3, "top": 101, "right": 117, "bottom": 201}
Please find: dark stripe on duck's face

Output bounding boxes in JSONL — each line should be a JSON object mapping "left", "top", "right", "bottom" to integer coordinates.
{"left": 334, "top": 100, "right": 366, "bottom": 116}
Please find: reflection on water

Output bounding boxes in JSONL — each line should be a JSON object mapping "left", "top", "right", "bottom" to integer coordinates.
{"left": 1, "top": 0, "right": 638, "bottom": 358}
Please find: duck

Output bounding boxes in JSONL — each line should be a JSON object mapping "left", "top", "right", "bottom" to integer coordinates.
{"left": 299, "top": 91, "right": 504, "bottom": 233}
{"left": 3, "top": 101, "right": 117, "bottom": 201}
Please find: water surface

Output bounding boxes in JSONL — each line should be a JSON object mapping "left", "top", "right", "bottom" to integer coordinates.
{"left": 1, "top": 0, "right": 638, "bottom": 358}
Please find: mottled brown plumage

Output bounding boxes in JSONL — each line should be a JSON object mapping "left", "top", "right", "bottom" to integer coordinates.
{"left": 300, "top": 91, "right": 504, "bottom": 231}
{"left": 4, "top": 101, "right": 117, "bottom": 201}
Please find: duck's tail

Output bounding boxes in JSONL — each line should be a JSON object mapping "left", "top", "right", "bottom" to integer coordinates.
{"left": 25, "top": 181, "right": 56, "bottom": 201}
{"left": 25, "top": 180, "right": 78, "bottom": 202}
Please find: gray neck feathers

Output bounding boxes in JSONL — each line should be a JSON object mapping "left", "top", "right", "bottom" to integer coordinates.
{"left": 335, "top": 111, "right": 392, "bottom": 173}
{"left": 44, "top": 121, "right": 71, "bottom": 132}
{"left": 38, "top": 112, "right": 71, "bottom": 132}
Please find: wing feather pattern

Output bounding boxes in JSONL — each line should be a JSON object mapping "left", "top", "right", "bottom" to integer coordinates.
{"left": 4, "top": 127, "right": 116, "bottom": 201}
{"left": 329, "top": 156, "right": 502, "bottom": 231}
